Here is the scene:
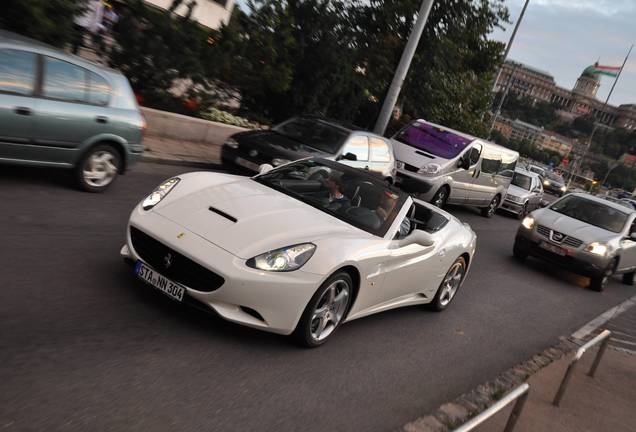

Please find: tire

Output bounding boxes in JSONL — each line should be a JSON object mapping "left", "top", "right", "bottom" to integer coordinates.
{"left": 430, "top": 186, "right": 449, "bottom": 209}
{"left": 590, "top": 259, "right": 617, "bottom": 292}
{"left": 513, "top": 240, "right": 528, "bottom": 261}
{"left": 517, "top": 202, "right": 528, "bottom": 220}
{"left": 622, "top": 271, "right": 635, "bottom": 286}
{"left": 481, "top": 195, "right": 501, "bottom": 218}
{"left": 430, "top": 257, "right": 467, "bottom": 311}
{"left": 293, "top": 271, "right": 353, "bottom": 347}
{"left": 76, "top": 144, "right": 121, "bottom": 192}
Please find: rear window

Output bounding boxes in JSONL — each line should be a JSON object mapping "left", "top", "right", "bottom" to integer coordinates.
{"left": 394, "top": 121, "right": 471, "bottom": 159}
{"left": 550, "top": 195, "right": 629, "bottom": 233}
{"left": 0, "top": 49, "right": 37, "bottom": 96}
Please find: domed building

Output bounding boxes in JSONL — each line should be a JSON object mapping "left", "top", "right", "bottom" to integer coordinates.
{"left": 494, "top": 60, "right": 636, "bottom": 130}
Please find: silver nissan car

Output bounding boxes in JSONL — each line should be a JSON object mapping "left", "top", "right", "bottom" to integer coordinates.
{"left": 514, "top": 193, "right": 636, "bottom": 291}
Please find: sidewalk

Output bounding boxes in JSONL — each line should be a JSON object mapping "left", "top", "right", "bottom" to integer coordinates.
{"left": 142, "top": 135, "right": 222, "bottom": 168}
{"left": 478, "top": 299, "right": 636, "bottom": 432}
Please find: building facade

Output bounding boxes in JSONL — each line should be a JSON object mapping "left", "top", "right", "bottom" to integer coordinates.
{"left": 493, "top": 116, "right": 575, "bottom": 158}
{"left": 494, "top": 60, "right": 636, "bottom": 130}
{"left": 143, "top": 0, "right": 235, "bottom": 29}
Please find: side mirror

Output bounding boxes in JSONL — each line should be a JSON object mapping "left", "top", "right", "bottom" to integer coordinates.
{"left": 395, "top": 230, "right": 435, "bottom": 248}
{"left": 337, "top": 152, "right": 357, "bottom": 161}
{"left": 258, "top": 163, "right": 274, "bottom": 174}
{"left": 457, "top": 158, "right": 469, "bottom": 170}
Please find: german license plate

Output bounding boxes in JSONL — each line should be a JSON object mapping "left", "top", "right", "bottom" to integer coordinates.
{"left": 540, "top": 241, "right": 567, "bottom": 256}
{"left": 235, "top": 157, "right": 260, "bottom": 171}
{"left": 135, "top": 261, "right": 185, "bottom": 302}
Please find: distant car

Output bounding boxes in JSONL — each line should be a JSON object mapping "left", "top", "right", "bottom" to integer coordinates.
{"left": 602, "top": 196, "right": 635, "bottom": 210}
{"left": 121, "top": 158, "right": 476, "bottom": 346}
{"left": 501, "top": 168, "right": 544, "bottom": 219}
{"left": 514, "top": 193, "right": 636, "bottom": 291}
{"left": 0, "top": 31, "right": 145, "bottom": 192}
{"left": 527, "top": 164, "right": 547, "bottom": 178}
{"left": 221, "top": 116, "right": 396, "bottom": 182}
{"left": 543, "top": 171, "right": 567, "bottom": 196}
{"left": 619, "top": 198, "right": 636, "bottom": 210}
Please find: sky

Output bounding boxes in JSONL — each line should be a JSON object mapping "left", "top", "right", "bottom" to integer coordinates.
{"left": 490, "top": 0, "right": 636, "bottom": 106}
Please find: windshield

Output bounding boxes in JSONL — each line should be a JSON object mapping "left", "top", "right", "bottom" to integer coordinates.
{"left": 254, "top": 159, "right": 407, "bottom": 236}
{"left": 512, "top": 172, "right": 532, "bottom": 191}
{"left": 272, "top": 118, "right": 349, "bottom": 154}
{"left": 549, "top": 195, "right": 629, "bottom": 233}
{"left": 394, "top": 121, "right": 471, "bottom": 159}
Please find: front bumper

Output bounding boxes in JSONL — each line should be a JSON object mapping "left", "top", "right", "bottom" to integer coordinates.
{"left": 501, "top": 198, "right": 525, "bottom": 214}
{"left": 515, "top": 226, "right": 610, "bottom": 277}
{"left": 121, "top": 208, "right": 324, "bottom": 335}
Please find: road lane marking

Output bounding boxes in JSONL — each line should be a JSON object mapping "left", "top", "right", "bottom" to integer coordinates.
{"left": 571, "top": 294, "right": 636, "bottom": 340}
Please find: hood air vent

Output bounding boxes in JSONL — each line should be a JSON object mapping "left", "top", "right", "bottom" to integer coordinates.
{"left": 208, "top": 206, "right": 237, "bottom": 223}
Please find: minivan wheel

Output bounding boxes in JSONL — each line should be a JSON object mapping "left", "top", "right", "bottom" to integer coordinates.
{"left": 481, "top": 195, "right": 500, "bottom": 218}
{"left": 76, "top": 145, "right": 121, "bottom": 192}
{"left": 430, "top": 186, "right": 449, "bottom": 208}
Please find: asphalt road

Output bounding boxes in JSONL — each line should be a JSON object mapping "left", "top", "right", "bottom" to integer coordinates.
{"left": 1, "top": 162, "right": 634, "bottom": 432}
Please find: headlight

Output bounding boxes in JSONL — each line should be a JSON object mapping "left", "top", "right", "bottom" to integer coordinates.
{"left": 417, "top": 163, "right": 441, "bottom": 176}
{"left": 543, "top": 180, "right": 550, "bottom": 186}
{"left": 506, "top": 194, "right": 523, "bottom": 203}
{"left": 272, "top": 158, "right": 291, "bottom": 167}
{"left": 521, "top": 216, "right": 535, "bottom": 230}
{"left": 246, "top": 243, "right": 316, "bottom": 272}
{"left": 142, "top": 177, "right": 180, "bottom": 210}
{"left": 224, "top": 137, "right": 239, "bottom": 149}
{"left": 585, "top": 242, "right": 608, "bottom": 256}
{"left": 560, "top": 186, "right": 567, "bottom": 192}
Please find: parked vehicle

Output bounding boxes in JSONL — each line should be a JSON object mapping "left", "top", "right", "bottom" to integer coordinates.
{"left": 390, "top": 119, "right": 519, "bottom": 217}
{"left": 602, "top": 196, "right": 635, "bottom": 210}
{"left": 501, "top": 168, "right": 544, "bottom": 219}
{"left": 543, "top": 171, "right": 567, "bottom": 196}
{"left": 0, "top": 31, "right": 145, "bottom": 192}
{"left": 514, "top": 193, "right": 636, "bottom": 291}
{"left": 527, "top": 164, "right": 547, "bottom": 178}
{"left": 121, "top": 158, "right": 476, "bottom": 346}
{"left": 221, "top": 116, "right": 396, "bottom": 182}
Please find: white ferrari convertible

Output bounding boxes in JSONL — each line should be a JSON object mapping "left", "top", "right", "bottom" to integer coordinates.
{"left": 121, "top": 158, "right": 476, "bottom": 346}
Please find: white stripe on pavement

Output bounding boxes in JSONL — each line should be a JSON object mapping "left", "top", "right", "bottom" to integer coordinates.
{"left": 571, "top": 294, "right": 636, "bottom": 340}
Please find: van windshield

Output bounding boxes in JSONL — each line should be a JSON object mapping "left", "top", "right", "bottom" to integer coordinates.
{"left": 394, "top": 122, "right": 472, "bottom": 159}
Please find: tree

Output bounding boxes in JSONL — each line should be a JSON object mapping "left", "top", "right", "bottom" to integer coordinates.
{"left": 0, "top": 0, "right": 86, "bottom": 47}
{"left": 572, "top": 115, "right": 594, "bottom": 135}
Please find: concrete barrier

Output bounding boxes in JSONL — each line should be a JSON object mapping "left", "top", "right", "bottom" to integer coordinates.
{"left": 141, "top": 107, "right": 248, "bottom": 146}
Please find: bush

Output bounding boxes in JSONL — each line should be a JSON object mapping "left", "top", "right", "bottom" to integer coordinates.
{"left": 202, "top": 108, "right": 259, "bottom": 129}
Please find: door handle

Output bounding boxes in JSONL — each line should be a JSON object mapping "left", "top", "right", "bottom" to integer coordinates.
{"left": 95, "top": 116, "right": 109, "bottom": 124}
{"left": 14, "top": 106, "right": 32, "bottom": 116}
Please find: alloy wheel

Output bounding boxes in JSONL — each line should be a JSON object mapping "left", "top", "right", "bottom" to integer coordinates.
{"left": 487, "top": 196, "right": 500, "bottom": 216}
{"left": 439, "top": 261, "right": 465, "bottom": 306}
{"left": 310, "top": 280, "right": 350, "bottom": 341}
{"left": 83, "top": 151, "right": 118, "bottom": 187}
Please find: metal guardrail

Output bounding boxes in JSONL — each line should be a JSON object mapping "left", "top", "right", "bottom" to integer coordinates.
{"left": 552, "top": 329, "right": 612, "bottom": 407}
{"left": 452, "top": 383, "right": 530, "bottom": 432}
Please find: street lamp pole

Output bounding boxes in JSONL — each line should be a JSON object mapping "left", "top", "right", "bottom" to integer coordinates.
{"left": 373, "top": 0, "right": 435, "bottom": 136}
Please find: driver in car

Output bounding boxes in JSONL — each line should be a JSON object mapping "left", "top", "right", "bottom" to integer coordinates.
{"left": 323, "top": 173, "right": 351, "bottom": 212}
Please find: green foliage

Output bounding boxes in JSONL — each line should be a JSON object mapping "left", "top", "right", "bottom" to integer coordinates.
{"left": 202, "top": 108, "right": 258, "bottom": 128}
{"left": 0, "top": 0, "right": 86, "bottom": 47}
{"left": 496, "top": 92, "right": 557, "bottom": 127}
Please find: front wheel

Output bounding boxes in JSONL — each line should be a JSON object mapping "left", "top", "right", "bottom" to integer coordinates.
{"left": 481, "top": 195, "right": 500, "bottom": 218}
{"left": 513, "top": 241, "right": 528, "bottom": 261}
{"left": 590, "top": 259, "right": 617, "bottom": 292}
{"left": 76, "top": 144, "right": 121, "bottom": 192}
{"left": 517, "top": 202, "right": 528, "bottom": 220}
{"left": 430, "top": 186, "right": 449, "bottom": 209}
{"left": 430, "top": 257, "right": 466, "bottom": 311}
{"left": 622, "top": 271, "right": 634, "bottom": 286}
{"left": 294, "top": 272, "right": 353, "bottom": 347}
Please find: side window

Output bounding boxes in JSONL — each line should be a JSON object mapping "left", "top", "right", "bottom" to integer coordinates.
{"left": 369, "top": 137, "right": 391, "bottom": 162}
{"left": 88, "top": 71, "right": 111, "bottom": 106}
{"left": 629, "top": 219, "right": 636, "bottom": 235}
{"left": 343, "top": 135, "right": 369, "bottom": 161}
{"left": 43, "top": 57, "right": 88, "bottom": 103}
{"left": 466, "top": 144, "right": 482, "bottom": 166}
{"left": 0, "top": 49, "right": 37, "bottom": 96}
{"left": 499, "top": 156, "right": 517, "bottom": 178}
{"left": 481, "top": 152, "right": 502, "bottom": 174}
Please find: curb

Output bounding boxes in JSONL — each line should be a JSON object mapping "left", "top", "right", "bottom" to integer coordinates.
{"left": 141, "top": 154, "right": 225, "bottom": 171}
{"left": 399, "top": 337, "right": 577, "bottom": 432}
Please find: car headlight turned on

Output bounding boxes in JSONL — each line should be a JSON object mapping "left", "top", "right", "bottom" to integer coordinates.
{"left": 272, "top": 158, "right": 291, "bottom": 167}
{"left": 585, "top": 242, "right": 608, "bottom": 256}
{"left": 521, "top": 216, "right": 535, "bottom": 230}
{"left": 417, "top": 163, "right": 441, "bottom": 176}
{"left": 224, "top": 137, "right": 239, "bottom": 149}
{"left": 142, "top": 177, "right": 180, "bottom": 210}
{"left": 247, "top": 243, "right": 316, "bottom": 272}
{"left": 560, "top": 186, "right": 567, "bottom": 192}
{"left": 543, "top": 179, "right": 550, "bottom": 186}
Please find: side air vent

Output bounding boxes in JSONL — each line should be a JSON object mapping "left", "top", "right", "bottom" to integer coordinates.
{"left": 208, "top": 206, "right": 237, "bottom": 223}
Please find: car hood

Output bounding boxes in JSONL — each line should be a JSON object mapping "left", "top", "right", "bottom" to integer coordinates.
{"left": 534, "top": 208, "right": 618, "bottom": 242}
{"left": 507, "top": 184, "right": 531, "bottom": 198}
{"left": 234, "top": 130, "right": 332, "bottom": 160}
{"left": 154, "top": 177, "right": 362, "bottom": 258}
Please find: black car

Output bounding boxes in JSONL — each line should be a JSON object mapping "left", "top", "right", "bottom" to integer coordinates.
{"left": 221, "top": 116, "right": 396, "bottom": 181}
{"left": 542, "top": 171, "right": 567, "bottom": 196}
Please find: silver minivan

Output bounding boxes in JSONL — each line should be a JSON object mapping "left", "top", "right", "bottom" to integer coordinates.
{"left": 391, "top": 119, "right": 519, "bottom": 217}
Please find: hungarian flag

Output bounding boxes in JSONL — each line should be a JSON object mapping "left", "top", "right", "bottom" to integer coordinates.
{"left": 591, "top": 63, "right": 621, "bottom": 77}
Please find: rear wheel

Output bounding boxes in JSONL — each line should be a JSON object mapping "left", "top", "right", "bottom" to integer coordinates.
{"left": 76, "top": 144, "right": 121, "bottom": 192}
{"left": 294, "top": 271, "right": 353, "bottom": 347}
{"left": 430, "top": 186, "right": 449, "bottom": 209}
{"left": 481, "top": 195, "right": 501, "bottom": 218}
{"left": 430, "top": 257, "right": 466, "bottom": 311}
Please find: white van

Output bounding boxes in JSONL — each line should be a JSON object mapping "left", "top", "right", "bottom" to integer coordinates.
{"left": 391, "top": 119, "right": 519, "bottom": 217}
